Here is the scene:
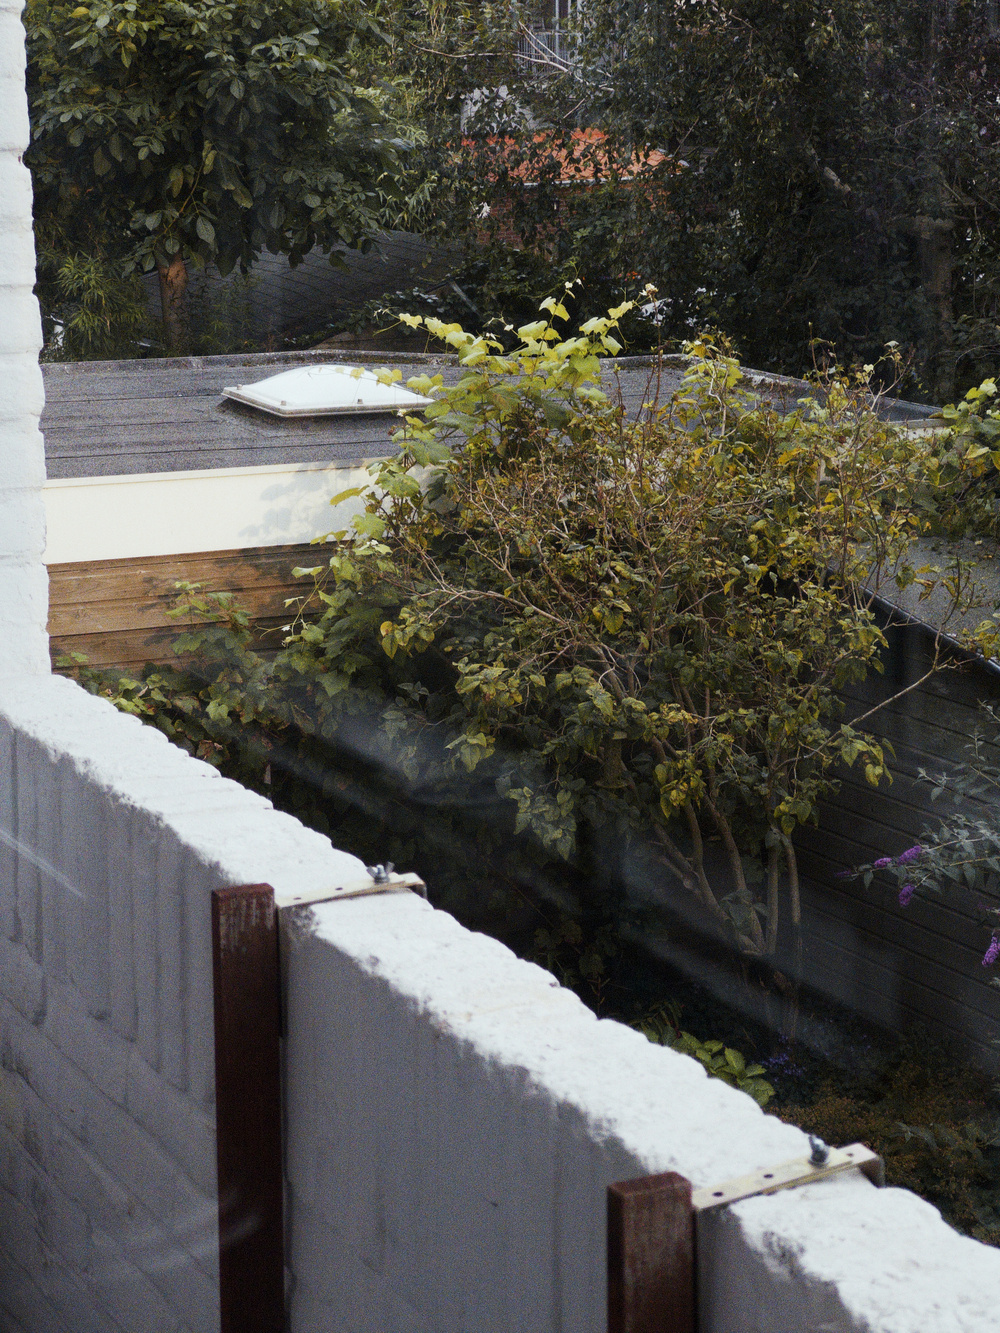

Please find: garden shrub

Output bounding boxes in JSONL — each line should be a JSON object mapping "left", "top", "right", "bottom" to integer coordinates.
{"left": 281, "top": 307, "right": 974, "bottom": 966}
{"left": 777, "top": 1038, "right": 1000, "bottom": 1244}
{"left": 61, "top": 303, "right": 988, "bottom": 978}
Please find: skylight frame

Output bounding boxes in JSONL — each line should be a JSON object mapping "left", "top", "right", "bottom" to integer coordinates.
{"left": 221, "top": 364, "right": 435, "bottom": 418}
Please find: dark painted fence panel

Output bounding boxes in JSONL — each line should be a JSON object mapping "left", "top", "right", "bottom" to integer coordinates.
{"left": 796, "top": 618, "right": 1000, "bottom": 1063}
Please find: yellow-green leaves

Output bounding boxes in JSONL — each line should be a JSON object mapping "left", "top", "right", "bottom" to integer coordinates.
{"left": 516, "top": 319, "right": 552, "bottom": 343}
{"left": 352, "top": 513, "right": 386, "bottom": 539}
{"left": 539, "top": 296, "right": 570, "bottom": 322}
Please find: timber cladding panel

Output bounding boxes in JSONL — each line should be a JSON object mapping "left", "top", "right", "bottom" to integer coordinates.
{"left": 47, "top": 542, "right": 317, "bottom": 669}
{"left": 795, "top": 616, "right": 1000, "bottom": 1065}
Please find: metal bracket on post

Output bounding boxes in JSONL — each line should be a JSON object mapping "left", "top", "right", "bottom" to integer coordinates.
{"left": 273, "top": 866, "right": 426, "bottom": 911}
{"left": 607, "top": 1140, "right": 883, "bottom": 1333}
{"left": 210, "top": 866, "right": 424, "bottom": 1332}
{"left": 692, "top": 1140, "right": 884, "bottom": 1212}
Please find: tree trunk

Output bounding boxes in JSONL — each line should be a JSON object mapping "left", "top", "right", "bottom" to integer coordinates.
{"left": 918, "top": 4, "right": 955, "bottom": 403}
{"left": 917, "top": 216, "right": 955, "bottom": 403}
{"left": 156, "top": 253, "right": 189, "bottom": 355}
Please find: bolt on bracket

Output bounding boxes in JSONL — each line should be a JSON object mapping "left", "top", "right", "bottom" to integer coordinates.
{"left": 608, "top": 1140, "right": 885, "bottom": 1333}
{"left": 692, "top": 1140, "right": 884, "bottom": 1213}
{"left": 274, "top": 869, "right": 426, "bottom": 911}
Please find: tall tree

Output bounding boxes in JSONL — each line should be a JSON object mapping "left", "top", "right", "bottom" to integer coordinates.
{"left": 25, "top": 0, "right": 417, "bottom": 352}
{"left": 538, "top": 0, "right": 1000, "bottom": 396}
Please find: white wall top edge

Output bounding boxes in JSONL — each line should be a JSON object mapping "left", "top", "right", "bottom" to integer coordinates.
{"left": 303, "top": 891, "right": 1000, "bottom": 1332}
{"left": 42, "top": 459, "right": 380, "bottom": 490}
{"left": 0, "top": 673, "right": 368, "bottom": 895}
{"left": 43, "top": 458, "right": 379, "bottom": 564}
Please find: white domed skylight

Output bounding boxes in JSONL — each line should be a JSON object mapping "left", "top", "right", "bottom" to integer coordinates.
{"left": 221, "top": 364, "right": 435, "bottom": 418}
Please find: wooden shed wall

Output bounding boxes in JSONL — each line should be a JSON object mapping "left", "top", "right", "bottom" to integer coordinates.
{"left": 47, "top": 543, "right": 316, "bottom": 669}
{"left": 795, "top": 619, "right": 1000, "bottom": 1065}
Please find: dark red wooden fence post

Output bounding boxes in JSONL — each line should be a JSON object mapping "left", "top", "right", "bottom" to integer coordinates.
{"left": 211, "top": 883, "right": 284, "bottom": 1333}
{"left": 607, "top": 1172, "right": 695, "bottom": 1333}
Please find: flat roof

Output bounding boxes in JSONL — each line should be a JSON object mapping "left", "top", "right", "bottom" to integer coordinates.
{"left": 41, "top": 349, "right": 459, "bottom": 479}
{"left": 40, "top": 349, "right": 934, "bottom": 481}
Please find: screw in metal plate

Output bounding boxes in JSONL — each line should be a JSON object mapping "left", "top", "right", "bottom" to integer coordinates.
{"left": 365, "top": 862, "right": 395, "bottom": 885}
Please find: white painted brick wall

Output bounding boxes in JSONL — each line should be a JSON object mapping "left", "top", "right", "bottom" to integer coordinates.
{"left": 284, "top": 891, "right": 1000, "bottom": 1333}
{"left": 0, "top": 0, "right": 49, "bottom": 676}
{"left": 0, "top": 674, "right": 367, "bottom": 1332}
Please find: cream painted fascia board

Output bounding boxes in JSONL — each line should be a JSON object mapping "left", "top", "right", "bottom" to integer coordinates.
{"left": 41, "top": 458, "right": 386, "bottom": 492}
{"left": 43, "top": 458, "right": 385, "bottom": 564}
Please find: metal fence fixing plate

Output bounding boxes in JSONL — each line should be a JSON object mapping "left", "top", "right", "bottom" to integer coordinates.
{"left": 691, "top": 1141, "right": 884, "bottom": 1212}
{"left": 274, "top": 870, "right": 426, "bottom": 910}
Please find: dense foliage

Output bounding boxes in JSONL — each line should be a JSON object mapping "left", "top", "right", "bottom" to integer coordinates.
{"left": 25, "top": 0, "right": 419, "bottom": 351}
{"left": 59, "top": 311, "right": 982, "bottom": 975}
{"left": 428, "top": 0, "right": 1000, "bottom": 396}
{"left": 310, "top": 312, "right": 983, "bottom": 962}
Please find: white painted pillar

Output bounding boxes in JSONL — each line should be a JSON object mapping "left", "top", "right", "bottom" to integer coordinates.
{"left": 0, "top": 0, "right": 49, "bottom": 673}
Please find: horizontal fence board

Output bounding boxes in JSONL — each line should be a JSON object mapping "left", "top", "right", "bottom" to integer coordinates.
{"left": 800, "top": 885, "right": 992, "bottom": 1001}
{"left": 801, "top": 904, "right": 1000, "bottom": 1053}
{"left": 800, "top": 953, "right": 983, "bottom": 1049}
{"left": 843, "top": 647, "right": 1000, "bottom": 705}
{"left": 805, "top": 801, "right": 926, "bottom": 859}
{"left": 802, "top": 874, "right": 986, "bottom": 959}
{"left": 48, "top": 543, "right": 317, "bottom": 669}
{"left": 802, "top": 914, "right": 997, "bottom": 1031}
{"left": 839, "top": 677, "right": 999, "bottom": 738}
{"left": 49, "top": 544, "right": 321, "bottom": 608}
{"left": 50, "top": 592, "right": 304, "bottom": 636}
{"left": 797, "top": 821, "right": 990, "bottom": 945}
{"left": 836, "top": 709, "right": 986, "bottom": 778}
{"left": 796, "top": 823, "right": 919, "bottom": 880}
{"left": 50, "top": 622, "right": 292, "bottom": 671}
{"left": 822, "top": 769, "right": 951, "bottom": 824}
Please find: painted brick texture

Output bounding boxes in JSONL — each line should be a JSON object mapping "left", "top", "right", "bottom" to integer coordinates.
{"left": 284, "top": 891, "right": 1000, "bottom": 1333}
{"left": 0, "top": 675, "right": 366, "bottom": 1332}
{"left": 0, "top": 0, "right": 48, "bottom": 676}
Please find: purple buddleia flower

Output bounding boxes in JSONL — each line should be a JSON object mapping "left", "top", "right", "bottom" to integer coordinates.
{"left": 873, "top": 856, "right": 893, "bottom": 869}
{"left": 896, "top": 846, "right": 923, "bottom": 865}
{"left": 898, "top": 884, "right": 915, "bottom": 906}
{"left": 983, "top": 938, "right": 1000, "bottom": 968}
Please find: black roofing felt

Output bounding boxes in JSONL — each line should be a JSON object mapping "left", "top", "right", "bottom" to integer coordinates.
{"left": 41, "top": 349, "right": 461, "bottom": 479}
{"left": 40, "top": 349, "right": 934, "bottom": 481}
